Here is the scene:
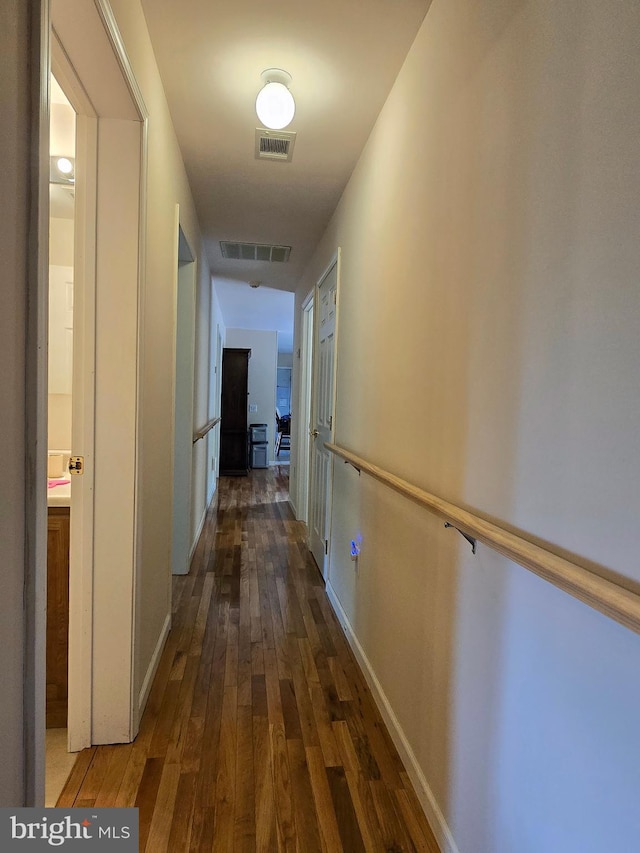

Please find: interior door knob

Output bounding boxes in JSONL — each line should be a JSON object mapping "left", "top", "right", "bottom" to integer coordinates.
{"left": 310, "top": 429, "right": 319, "bottom": 438}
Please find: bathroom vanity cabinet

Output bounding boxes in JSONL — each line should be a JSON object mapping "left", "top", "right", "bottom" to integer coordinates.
{"left": 47, "top": 507, "right": 69, "bottom": 728}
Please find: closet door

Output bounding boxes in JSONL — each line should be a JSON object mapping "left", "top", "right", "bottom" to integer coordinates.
{"left": 219, "top": 348, "right": 251, "bottom": 475}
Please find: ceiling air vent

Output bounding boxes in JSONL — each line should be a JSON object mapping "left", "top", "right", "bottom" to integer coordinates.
{"left": 220, "top": 241, "right": 291, "bottom": 263}
{"left": 255, "top": 128, "right": 296, "bottom": 162}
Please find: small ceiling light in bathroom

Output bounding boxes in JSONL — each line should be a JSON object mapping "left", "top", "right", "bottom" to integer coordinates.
{"left": 50, "top": 155, "right": 75, "bottom": 185}
{"left": 255, "top": 69, "right": 295, "bottom": 131}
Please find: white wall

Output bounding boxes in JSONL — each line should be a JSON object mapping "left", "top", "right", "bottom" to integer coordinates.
{"left": 226, "top": 328, "right": 278, "bottom": 462}
{"left": 293, "top": 2, "right": 640, "bottom": 851}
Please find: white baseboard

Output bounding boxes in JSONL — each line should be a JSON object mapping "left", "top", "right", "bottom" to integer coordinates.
{"left": 138, "top": 610, "right": 171, "bottom": 717}
{"left": 325, "top": 581, "right": 460, "bottom": 853}
{"left": 287, "top": 497, "right": 298, "bottom": 519}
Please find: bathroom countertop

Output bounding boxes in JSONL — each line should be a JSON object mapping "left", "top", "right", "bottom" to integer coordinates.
{"left": 47, "top": 478, "right": 71, "bottom": 508}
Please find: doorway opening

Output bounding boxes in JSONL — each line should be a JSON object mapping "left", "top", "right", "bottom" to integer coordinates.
{"left": 45, "top": 75, "right": 78, "bottom": 806}
{"left": 296, "top": 292, "right": 315, "bottom": 523}
{"left": 36, "top": 0, "right": 149, "bottom": 805}
{"left": 171, "top": 224, "right": 196, "bottom": 576}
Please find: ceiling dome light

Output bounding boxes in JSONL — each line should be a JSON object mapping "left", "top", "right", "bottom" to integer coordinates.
{"left": 50, "top": 155, "right": 75, "bottom": 185}
{"left": 255, "top": 69, "right": 295, "bottom": 131}
{"left": 57, "top": 157, "right": 73, "bottom": 174}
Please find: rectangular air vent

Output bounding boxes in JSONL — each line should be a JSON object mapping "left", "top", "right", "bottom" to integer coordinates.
{"left": 220, "top": 242, "right": 291, "bottom": 263}
{"left": 255, "top": 128, "right": 296, "bottom": 162}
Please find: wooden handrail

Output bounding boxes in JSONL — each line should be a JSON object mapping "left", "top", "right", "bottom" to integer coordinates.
{"left": 193, "top": 416, "right": 221, "bottom": 444}
{"left": 326, "top": 442, "right": 640, "bottom": 635}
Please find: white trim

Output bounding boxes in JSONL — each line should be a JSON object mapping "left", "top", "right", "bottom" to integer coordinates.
{"left": 171, "top": 215, "right": 197, "bottom": 577}
{"left": 95, "top": 0, "right": 148, "bottom": 120}
{"left": 51, "top": 24, "right": 101, "bottom": 757}
{"left": 94, "top": 0, "right": 149, "bottom": 745}
{"left": 66, "top": 107, "right": 98, "bottom": 754}
{"left": 328, "top": 247, "right": 341, "bottom": 442}
{"left": 325, "top": 581, "right": 460, "bottom": 853}
{"left": 295, "top": 290, "right": 314, "bottom": 525}
{"left": 137, "top": 610, "right": 171, "bottom": 716}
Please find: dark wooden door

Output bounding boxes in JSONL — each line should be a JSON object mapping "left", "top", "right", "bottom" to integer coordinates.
{"left": 220, "top": 348, "right": 251, "bottom": 475}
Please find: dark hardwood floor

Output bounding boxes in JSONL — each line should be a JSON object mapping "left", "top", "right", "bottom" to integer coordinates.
{"left": 58, "top": 466, "right": 439, "bottom": 852}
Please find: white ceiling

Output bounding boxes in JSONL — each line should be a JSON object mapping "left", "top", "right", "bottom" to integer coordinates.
{"left": 216, "top": 279, "right": 295, "bottom": 353}
{"left": 139, "top": 0, "right": 431, "bottom": 294}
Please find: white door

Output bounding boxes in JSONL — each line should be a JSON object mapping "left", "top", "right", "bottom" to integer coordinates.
{"left": 66, "top": 87, "right": 97, "bottom": 753}
{"left": 53, "top": 0, "right": 147, "bottom": 749}
{"left": 309, "top": 256, "right": 339, "bottom": 577}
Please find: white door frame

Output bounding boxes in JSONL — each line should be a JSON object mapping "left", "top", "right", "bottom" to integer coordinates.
{"left": 295, "top": 290, "right": 315, "bottom": 524}
{"left": 51, "top": 37, "right": 98, "bottom": 756}
{"left": 48, "top": 0, "right": 148, "bottom": 752}
{"left": 171, "top": 218, "right": 196, "bottom": 576}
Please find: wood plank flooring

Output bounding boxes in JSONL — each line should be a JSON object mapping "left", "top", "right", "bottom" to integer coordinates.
{"left": 58, "top": 467, "right": 440, "bottom": 852}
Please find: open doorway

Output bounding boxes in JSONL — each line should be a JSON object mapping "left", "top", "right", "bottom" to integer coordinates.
{"left": 37, "top": 0, "right": 149, "bottom": 805}
{"left": 295, "top": 292, "right": 315, "bottom": 523}
{"left": 171, "top": 224, "right": 196, "bottom": 576}
{"left": 45, "top": 75, "right": 78, "bottom": 805}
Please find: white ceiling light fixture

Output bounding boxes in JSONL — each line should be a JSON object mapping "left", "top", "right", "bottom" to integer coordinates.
{"left": 57, "top": 157, "right": 73, "bottom": 174}
{"left": 49, "top": 155, "right": 75, "bottom": 185}
{"left": 255, "top": 68, "right": 295, "bottom": 131}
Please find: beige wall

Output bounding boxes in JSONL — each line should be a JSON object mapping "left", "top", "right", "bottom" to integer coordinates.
{"left": 293, "top": 1, "right": 640, "bottom": 851}
{"left": 49, "top": 216, "right": 73, "bottom": 265}
{"left": 47, "top": 395, "right": 72, "bottom": 449}
{"left": 48, "top": 217, "right": 74, "bottom": 451}
{"left": 0, "top": 0, "right": 31, "bottom": 805}
{"left": 108, "top": 0, "right": 222, "bottom": 709}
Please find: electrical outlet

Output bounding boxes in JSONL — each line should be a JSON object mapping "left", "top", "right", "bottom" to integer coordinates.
{"left": 249, "top": 403, "right": 258, "bottom": 413}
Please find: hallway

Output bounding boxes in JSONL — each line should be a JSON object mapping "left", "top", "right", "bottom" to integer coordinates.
{"left": 57, "top": 468, "right": 439, "bottom": 852}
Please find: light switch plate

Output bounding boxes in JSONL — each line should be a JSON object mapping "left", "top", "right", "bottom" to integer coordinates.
{"left": 249, "top": 404, "right": 258, "bottom": 413}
